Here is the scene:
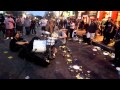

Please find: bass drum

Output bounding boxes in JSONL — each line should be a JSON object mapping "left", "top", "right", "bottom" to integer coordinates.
{"left": 32, "top": 40, "right": 47, "bottom": 53}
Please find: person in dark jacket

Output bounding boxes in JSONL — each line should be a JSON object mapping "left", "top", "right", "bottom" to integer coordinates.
{"left": 110, "top": 21, "right": 117, "bottom": 40}
{"left": 30, "top": 19, "right": 36, "bottom": 35}
{"left": 59, "top": 19, "right": 64, "bottom": 29}
{"left": 103, "top": 17, "right": 114, "bottom": 45}
{"left": 110, "top": 40, "right": 120, "bottom": 68}
{"left": 0, "top": 14, "right": 5, "bottom": 38}
{"left": 78, "top": 20, "right": 84, "bottom": 30}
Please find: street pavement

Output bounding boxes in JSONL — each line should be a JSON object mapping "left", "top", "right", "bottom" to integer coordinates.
{"left": 0, "top": 27, "right": 119, "bottom": 79}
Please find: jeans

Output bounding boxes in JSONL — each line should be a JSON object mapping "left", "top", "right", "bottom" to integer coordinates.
{"left": 25, "top": 27, "right": 30, "bottom": 35}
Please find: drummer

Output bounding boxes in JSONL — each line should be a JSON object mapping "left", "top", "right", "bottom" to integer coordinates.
{"left": 52, "top": 28, "right": 67, "bottom": 58}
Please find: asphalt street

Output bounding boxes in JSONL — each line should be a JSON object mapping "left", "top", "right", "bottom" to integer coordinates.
{"left": 0, "top": 27, "right": 119, "bottom": 79}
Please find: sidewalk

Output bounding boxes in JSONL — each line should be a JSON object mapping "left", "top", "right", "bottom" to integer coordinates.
{"left": 76, "top": 29, "right": 115, "bottom": 52}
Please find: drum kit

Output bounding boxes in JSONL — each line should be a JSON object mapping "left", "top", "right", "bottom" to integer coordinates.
{"left": 32, "top": 31, "right": 58, "bottom": 60}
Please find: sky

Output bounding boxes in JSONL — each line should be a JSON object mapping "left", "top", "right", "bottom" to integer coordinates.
{"left": 26, "top": 11, "right": 46, "bottom": 16}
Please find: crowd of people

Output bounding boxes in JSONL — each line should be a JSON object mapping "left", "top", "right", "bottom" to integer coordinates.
{"left": 0, "top": 14, "right": 38, "bottom": 40}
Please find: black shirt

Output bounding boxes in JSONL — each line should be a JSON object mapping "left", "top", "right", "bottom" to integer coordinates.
{"left": 88, "top": 22, "right": 98, "bottom": 33}
{"left": 104, "top": 21, "right": 113, "bottom": 32}
{"left": 9, "top": 37, "right": 23, "bottom": 52}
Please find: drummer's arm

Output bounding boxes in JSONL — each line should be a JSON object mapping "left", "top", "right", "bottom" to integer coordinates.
{"left": 59, "top": 32, "right": 67, "bottom": 39}
{"left": 16, "top": 41, "right": 29, "bottom": 45}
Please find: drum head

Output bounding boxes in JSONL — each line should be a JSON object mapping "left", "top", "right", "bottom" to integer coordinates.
{"left": 44, "top": 31, "right": 50, "bottom": 35}
{"left": 32, "top": 40, "right": 47, "bottom": 53}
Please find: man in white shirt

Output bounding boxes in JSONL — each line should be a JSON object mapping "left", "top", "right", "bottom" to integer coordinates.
{"left": 4, "top": 14, "right": 15, "bottom": 39}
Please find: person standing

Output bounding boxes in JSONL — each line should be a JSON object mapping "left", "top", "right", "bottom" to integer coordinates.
{"left": 115, "top": 21, "right": 120, "bottom": 40}
{"left": 103, "top": 17, "right": 114, "bottom": 45}
{"left": 0, "top": 14, "right": 5, "bottom": 39}
{"left": 110, "top": 21, "right": 117, "bottom": 41}
{"left": 16, "top": 16, "right": 24, "bottom": 35}
{"left": 49, "top": 19, "right": 54, "bottom": 34}
{"left": 63, "top": 19, "right": 67, "bottom": 29}
{"left": 66, "top": 19, "right": 71, "bottom": 38}
{"left": 4, "top": 14, "right": 15, "bottom": 39}
{"left": 41, "top": 17, "right": 48, "bottom": 31}
{"left": 86, "top": 19, "right": 98, "bottom": 44}
{"left": 111, "top": 40, "right": 120, "bottom": 68}
{"left": 78, "top": 19, "right": 84, "bottom": 30}
{"left": 24, "top": 17, "right": 31, "bottom": 35}
{"left": 30, "top": 19, "right": 36, "bottom": 35}
{"left": 70, "top": 21, "right": 75, "bottom": 39}
{"left": 59, "top": 19, "right": 64, "bottom": 29}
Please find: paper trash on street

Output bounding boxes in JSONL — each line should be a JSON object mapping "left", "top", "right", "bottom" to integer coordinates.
{"left": 3, "top": 51, "right": 8, "bottom": 54}
{"left": 66, "top": 54, "right": 70, "bottom": 57}
{"left": 109, "top": 53, "right": 115, "bottom": 58}
{"left": 25, "top": 76, "right": 30, "bottom": 79}
{"left": 73, "top": 65, "right": 80, "bottom": 70}
{"left": 76, "top": 73, "right": 83, "bottom": 79}
{"left": 92, "top": 48, "right": 97, "bottom": 51}
{"left": 8, "top": 56, "right": 13, "bottom": 59}
{"left": 94, "top": 46, "right": 101, "bottom": 50}
{"left": 103, "top": 51, "right": 109, "bottom": 55}
{"left": 87, "top": 71, "right": 91, "bottom": 73}
{"left": 67, "top": 59, "right": 72, "bottom": 62}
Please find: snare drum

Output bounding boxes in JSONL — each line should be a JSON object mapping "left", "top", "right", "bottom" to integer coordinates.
{"left": 47, "top": 37, "right": 56, "bottom": 46}
{"left": 44, "top": 31, "right": 50, "bottom": 35}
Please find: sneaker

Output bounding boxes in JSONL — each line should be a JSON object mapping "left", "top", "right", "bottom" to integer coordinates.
{"left": 11, "top": 37, "right": 13, "bottom": 39}
{"left": 5, "top": 37, "right": 9, "bottom": 40}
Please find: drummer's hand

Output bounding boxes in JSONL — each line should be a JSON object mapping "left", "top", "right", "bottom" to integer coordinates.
{"left": 25, "top": 41, "right": 29, "bottom": 44}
